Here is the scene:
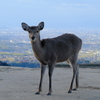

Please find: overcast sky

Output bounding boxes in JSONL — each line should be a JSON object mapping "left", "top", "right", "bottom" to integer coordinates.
{"left": 0, "top": 0, "right": 100, "bottom": 29}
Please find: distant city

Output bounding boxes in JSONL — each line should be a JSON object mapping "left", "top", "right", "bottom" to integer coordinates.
{"left": 0, "top": 28, "right": 100, "bottom": 67}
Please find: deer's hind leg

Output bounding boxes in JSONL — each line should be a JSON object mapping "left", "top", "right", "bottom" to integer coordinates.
{"left": 73, "top": 63, "right": 79, "bottom": 91}
{"left": 67, "top": 55, "right": 79, "bottom": 93}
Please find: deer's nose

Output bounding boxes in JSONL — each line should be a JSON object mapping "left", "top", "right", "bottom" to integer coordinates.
{"left": 31, "top": 36, "right": 35, "bottom": 40}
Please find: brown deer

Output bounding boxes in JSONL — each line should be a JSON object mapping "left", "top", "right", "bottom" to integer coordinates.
{"left": 21, "top": 22, "right": 82, "bottom": 95}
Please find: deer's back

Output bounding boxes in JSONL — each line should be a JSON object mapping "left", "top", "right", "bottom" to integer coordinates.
{"left": 43, "top": 33, "right": 82, "bottom": 50}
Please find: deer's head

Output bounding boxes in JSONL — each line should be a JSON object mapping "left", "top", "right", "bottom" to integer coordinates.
{"left": 21, "top": 22, "right": 44, "bottom": 42}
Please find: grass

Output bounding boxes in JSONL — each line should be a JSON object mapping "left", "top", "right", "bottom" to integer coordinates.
{"left": 56, "top": 63, "right": 100, "bottom": 68}
{"left": 0, "top": 52, "right": 23, "bottom": 56}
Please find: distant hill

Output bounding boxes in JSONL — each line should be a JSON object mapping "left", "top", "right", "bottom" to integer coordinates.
{"left": 0, "top": 61, "right": 10, "bottom": 66}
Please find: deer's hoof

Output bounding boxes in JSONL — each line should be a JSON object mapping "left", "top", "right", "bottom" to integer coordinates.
{"left": 47, "top": 93, "right": 51, "bottom": 95}
{"left": 35, "top": 92, "right": 40, "bottom": 95}
{"left": 68, "top": 90, "right": 72, "bottom": 93}
{"left": 73, "top": 88, "right": 77, "bottom": 91}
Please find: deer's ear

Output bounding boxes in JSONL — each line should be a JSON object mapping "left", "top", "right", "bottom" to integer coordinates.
{"left": 21, "top": 22, "right": 29, "bottom": 31}
{"left": 38, "top": 22, "right": 44, "bottom": 30}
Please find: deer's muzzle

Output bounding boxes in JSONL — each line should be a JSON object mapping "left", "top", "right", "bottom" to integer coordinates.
{"left": 31, "top": 36, "right": 35, "bottom": 40}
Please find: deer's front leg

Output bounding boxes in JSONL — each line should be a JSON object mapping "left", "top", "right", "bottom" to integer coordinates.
{"left": 35, "top": 64, "right": 46, "bottom": 95}
{"left": 47, "top": 63, "right": 55, "bottom": 95}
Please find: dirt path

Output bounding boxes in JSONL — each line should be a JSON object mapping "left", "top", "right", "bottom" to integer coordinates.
{"left": 0, "top": 66, "right": 100, "bottom": 100}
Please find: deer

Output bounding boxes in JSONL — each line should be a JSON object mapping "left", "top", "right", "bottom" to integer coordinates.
{"left": 21, "top": 22, "right": 82, "bottom": 95}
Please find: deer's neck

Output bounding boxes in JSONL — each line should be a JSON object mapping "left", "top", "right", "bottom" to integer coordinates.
{"left": 31, "top": 36, "right": 44, "bottom": 60}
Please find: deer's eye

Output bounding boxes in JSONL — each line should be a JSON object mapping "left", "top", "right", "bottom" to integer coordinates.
{"left": 28, "top": 31, "right": 31, "bottom": 33}
{"left": 36, "top": 30, "right": 39, "bottom": 33}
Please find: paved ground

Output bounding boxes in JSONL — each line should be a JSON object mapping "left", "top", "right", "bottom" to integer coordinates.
{"left": 0, "top": 66, "right": 100, "bottom": 100}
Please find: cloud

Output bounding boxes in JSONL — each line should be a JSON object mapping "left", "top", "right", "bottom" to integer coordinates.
{"left": 17, "top": 0, "right": 33, "bottom": 2}
{"left": 58, "top": 3, "right": 95, "bottom": 10}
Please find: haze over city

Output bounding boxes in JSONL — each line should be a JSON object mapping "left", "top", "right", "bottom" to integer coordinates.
{"left": 0, "top": 0, "right": 100, "bottom": 67}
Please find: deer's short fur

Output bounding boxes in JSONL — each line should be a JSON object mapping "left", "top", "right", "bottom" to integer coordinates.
{"left": 21, "top": 22, "right": 82, "bottom": 95}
